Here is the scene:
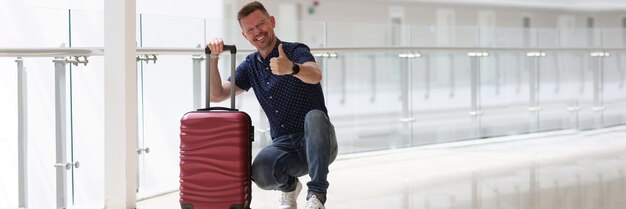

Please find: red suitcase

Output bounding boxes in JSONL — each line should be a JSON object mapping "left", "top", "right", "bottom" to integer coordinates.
{"left": 180, "top": 45, "right": 253, "bottom": 209}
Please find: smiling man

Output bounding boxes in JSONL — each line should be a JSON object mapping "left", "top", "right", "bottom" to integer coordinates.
{"left": 206, "top": 1, "right": 338, "bottom": 209}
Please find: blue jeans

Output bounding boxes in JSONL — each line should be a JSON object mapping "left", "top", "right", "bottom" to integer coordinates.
{"left": 251, "top": 109, "right": 338, "bottom": 194}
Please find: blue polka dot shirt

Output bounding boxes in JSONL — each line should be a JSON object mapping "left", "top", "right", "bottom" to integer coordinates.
{"left": 229, "top": 39, "right": 328, "bottom": 139}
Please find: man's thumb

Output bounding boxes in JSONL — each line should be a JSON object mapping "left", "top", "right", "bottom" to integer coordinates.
{"left": 278, "top": 44, "right": 285, "bottom": 57}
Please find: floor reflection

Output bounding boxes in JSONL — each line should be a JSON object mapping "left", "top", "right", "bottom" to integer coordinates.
{"left": 137, "top": 127, "right": 626, "bottom": 209}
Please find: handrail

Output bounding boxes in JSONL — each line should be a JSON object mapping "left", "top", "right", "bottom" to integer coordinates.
{"left": 1, "top": 46, "right": 624, "bottom": 57}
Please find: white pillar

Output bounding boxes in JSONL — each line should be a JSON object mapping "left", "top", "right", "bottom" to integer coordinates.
{"left": 104, "top": 0, "right": 137, "bottom": 208}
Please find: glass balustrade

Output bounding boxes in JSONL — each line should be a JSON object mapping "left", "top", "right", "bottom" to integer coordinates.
{"left": 1, "top": 7, "right": 626, "bottom": 209}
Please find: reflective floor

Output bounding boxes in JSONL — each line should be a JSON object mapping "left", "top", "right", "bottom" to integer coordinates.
{"left": 137, "top": 126, "right": 626, "bottom": 209}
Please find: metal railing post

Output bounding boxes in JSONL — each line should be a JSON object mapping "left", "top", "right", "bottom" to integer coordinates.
{"left": 618, "top": 54, "right": 624, "bottom": 88}
{"left": 370, "top": 55, "right": 376, "bottom": 102}
{"left": 17, "top": 57, "right": 28, "bottom": 209}
{"left": 468, "top": 52, "right": 487, "bottom": 138}
{"left": 192, "top": 55, "right": 204, "bottom": 109}
{"left": 591, "top": 51, "right": 609, "bottom": 128}
{"left": 449, "top": 54, "right": 456, "bottom": 97}
{"left": 398, "top": 52, "right": 421, "bottom": 143}
{"left": 135, "top": 59, "right": 143, "bottom": 193}
{"left": 424, "top": 55, "right": 430, "bottom": 99}
{"left": 52, "top": 57, "right": 69, "bottom": 209}
{"left": 495, "top": 54, "right": 501, "bottom": 95}
{"left": 527, "top": 51, "right": 546, "bottom": 132}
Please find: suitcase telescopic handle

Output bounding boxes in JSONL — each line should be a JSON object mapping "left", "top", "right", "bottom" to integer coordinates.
{"left": 205, "top": 44, "right": 238, "bottom": 111}
{"left": 205, "top": 45, "right": 237, "bottom": 55}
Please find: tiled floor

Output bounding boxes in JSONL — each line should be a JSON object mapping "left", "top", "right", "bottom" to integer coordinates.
{"left": 138, "top": 126, "right": 626, "bottom": 209}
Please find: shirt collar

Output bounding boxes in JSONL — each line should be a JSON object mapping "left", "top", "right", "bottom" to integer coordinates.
{"left": 256, "top": 39, "right": 283, "bottom": 63}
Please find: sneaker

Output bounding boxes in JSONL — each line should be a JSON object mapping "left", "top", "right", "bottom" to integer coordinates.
{"left": 278, "top": 179, "right": 302, "bottom": 209}
{"left": 304, "top": 195, "right": 326, "bottom": 209}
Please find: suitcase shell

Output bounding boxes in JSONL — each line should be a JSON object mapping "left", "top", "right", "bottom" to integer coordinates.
{"left": 179, "top": 110, "right": 253, "bottom": 209}
{"left": 180, "top": 45, "right": 253, "bottom": 209}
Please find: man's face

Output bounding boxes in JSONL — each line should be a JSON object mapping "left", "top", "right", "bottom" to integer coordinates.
{"left": 240, "top": 10, "right": 276, "bottom": 51}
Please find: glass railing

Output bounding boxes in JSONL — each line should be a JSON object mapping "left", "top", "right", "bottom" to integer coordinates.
{"left": 2, "top": 7, "right": 626, "bottom": 209}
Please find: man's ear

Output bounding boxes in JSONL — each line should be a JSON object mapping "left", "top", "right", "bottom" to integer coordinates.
{"left": 241, "top": 31, "right": 246, "bottom": 39}
{"left": 271, "top": 16, "right": 276, "bottom": 28}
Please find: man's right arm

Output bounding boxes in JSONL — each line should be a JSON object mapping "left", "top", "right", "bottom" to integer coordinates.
{"left": 207, "top": 38, "right": 245, "bottom": 103}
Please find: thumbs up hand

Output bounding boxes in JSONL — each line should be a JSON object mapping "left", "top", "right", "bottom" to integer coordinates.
{"left": 270, "top": 44, "right": 294, "bottom": 75}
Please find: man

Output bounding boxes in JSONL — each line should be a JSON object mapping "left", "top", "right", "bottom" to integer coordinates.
{"left": 206, "top": 1, "right": 337, "bottom": 209}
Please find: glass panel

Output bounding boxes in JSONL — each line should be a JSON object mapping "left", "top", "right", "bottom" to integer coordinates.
{"left": 0, "top": 13, "right": 21, "bottom": 209}
{"left": 492, "top": 27, "right": 525, "bottom": 47}
{"left": 411, "top": 51, "right": 477, "bottom": 144}
{"left": 603, "top": 53, "right": 626, "bottom": 127}
{"left": 553, "top": 52, "right": 592, "bottom": 130}
{"left": 326, "top": 22, "right": 392, "bottom": 47}
{"left": 481, "top": 52, "right": 530, "bottom": 137}
{"left": 138, "top": 14, "right": 205, "bottom": 197}
{"left": 601, "top": 28, "right": 622, "bottom": 47}
{"left": 537, "top": 51, "right": 570, "bottom": 132}
{"left": 410, "top": 25, "right": 437, "bottom": 47}
{"left": 536, "top": 28, "right": 558, "bottom": 48}
{"left": 138, "top": 55, "right": 194, "bottom": 197}
{"left": 413, "top": 25, "right": 479, "bottom": 47}
{"left": 68, "top": 56, "right": 105, "bottom": 208}
{"left": 141, "top": 14, "right": 205, "bottom": 47}
{"left": 0, "top": 6, "right": 70, "bottom": 208}
{"left": 0, "top": 57, "right": 19, "bottom": 209}
{"left": 299, "top": 21, "right": 326, "bottom": 48}
{"left": 558, "top": 28, "right": 597, "bottom": 47}
{"left": 68, "top": 9, "right": 105, "bottom": 208}
{"left": 27, "top": 57, "right": 67, "bottom": 208}
{"left": 456, "top": 26, "right": 481, "bottom": 47}
{"left": 325, "top": 52, "right": 406, "bottom": 153}
{"left": 571, "top": 52, "right": 596, "bottom": 130}
{"left": 0, "top": 7, "right": 68, "bottom": 47}
{"left": 217, "top": 18, "right": 253, "bottom": 50}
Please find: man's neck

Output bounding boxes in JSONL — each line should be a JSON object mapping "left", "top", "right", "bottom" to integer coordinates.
{"left": 258, "top": 37, "right": 278, "bottom": 59}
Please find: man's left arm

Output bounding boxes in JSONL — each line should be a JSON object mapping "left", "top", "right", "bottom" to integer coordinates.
{"left": 292, "top": 61, "right": 321, "bottom": 84}
{"left": 270, "top": 43, "right": 322, "bottom": 84}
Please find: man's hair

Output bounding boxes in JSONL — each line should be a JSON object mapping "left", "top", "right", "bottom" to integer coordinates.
{"left": 237, "top": 1, "right": 270, "bottom": 23}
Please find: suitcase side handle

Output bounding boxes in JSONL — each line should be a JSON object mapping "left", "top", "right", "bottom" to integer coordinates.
{"left": 205, "top": 44, "right": 237, "bottom": 110}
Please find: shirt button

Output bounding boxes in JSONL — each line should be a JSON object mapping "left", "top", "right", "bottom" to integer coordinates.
{"left": 275, "top": 110, "right": 279, "bottom": 113}
{"left": 281, "top": 124, "right": 284, "bottom": 128}
{"left": 269, "top": 96, "right": 273, "bottom": 99}
{"left": 266, "top": 82, "right": 270, "bottom": 85}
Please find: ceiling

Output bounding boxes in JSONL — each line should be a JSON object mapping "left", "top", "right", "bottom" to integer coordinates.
{"left": 342, "top": 0, "right": 626, "bottom": 11}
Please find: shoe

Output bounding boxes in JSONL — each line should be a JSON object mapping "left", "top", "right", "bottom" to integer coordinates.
{"left": 278, "top": 179, "right": 302, "bottom": 209}
{"left": 304, "top": 195, "right": 326, "bottom": 209}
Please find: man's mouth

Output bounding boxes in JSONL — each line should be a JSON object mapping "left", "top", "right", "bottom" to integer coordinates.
{"left": 255, "top": 34, "right": 267, "bottom": 42}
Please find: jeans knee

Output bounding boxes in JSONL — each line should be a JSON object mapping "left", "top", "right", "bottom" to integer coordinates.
{"left": 305, "top": 109, "right": 328, "bottom": 126}
{"left": 251, "top": 153, "right": 278, "bottom": 190}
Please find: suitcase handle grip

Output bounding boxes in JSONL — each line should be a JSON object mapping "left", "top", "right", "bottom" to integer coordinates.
{"left": 197, "top": 107, "right": 239, "bottom": 111}
{"left": 205, "top": 44, "right": 237, "bottom": 110}
{"left": 205, "top": 45, "right": 237, "bottom": 54}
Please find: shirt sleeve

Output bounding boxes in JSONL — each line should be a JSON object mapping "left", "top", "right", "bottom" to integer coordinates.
{"left": 290, "top": 43, "right": 316, "bottom": 64}
{"left": 227, "top": 59, "right": 251, "bottom": 91}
